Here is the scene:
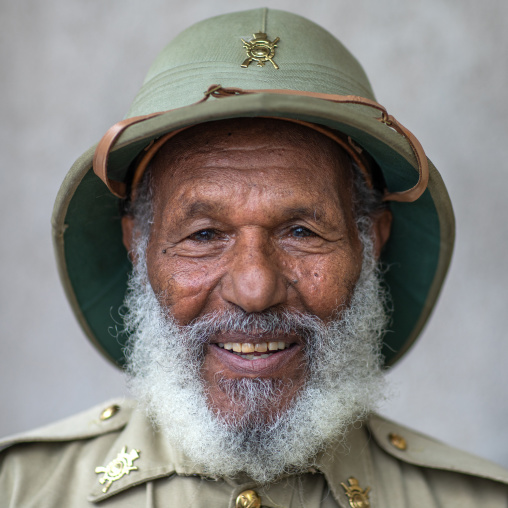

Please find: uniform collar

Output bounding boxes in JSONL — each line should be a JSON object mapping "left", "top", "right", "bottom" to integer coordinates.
{"left": 88, "top": 406, "right": 377, "bottom": 506}
{"left": 88, "top": 407, "right": 205, "bottom": 502}
{"left": 315, "top": 422, "right": 377, "bottom": 507}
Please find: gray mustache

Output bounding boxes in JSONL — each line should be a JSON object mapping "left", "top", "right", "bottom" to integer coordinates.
{"left": 183, "top": 309, "right": 325, "bottom": 343}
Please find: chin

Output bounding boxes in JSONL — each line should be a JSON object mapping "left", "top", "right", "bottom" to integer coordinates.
{"left": 207, "top": 376, "right": 303, "bottom": 428}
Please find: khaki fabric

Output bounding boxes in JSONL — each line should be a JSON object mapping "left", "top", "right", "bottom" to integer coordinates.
{"left": 1, "top": 399, "right": 507, "bottom": 507}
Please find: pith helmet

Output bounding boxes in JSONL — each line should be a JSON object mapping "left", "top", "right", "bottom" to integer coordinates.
{"left": 52, "top": 8, "right": 454, "bottom": 367}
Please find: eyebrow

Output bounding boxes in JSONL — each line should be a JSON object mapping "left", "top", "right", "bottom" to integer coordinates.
{"left": 281, "top": 206, "right": 325, "bottom": 223}
{"left": 178, "top": 201, "right": 329, "bottom": 225}
{"left": 181, "top": 201, "right": 225, "bottom": 220}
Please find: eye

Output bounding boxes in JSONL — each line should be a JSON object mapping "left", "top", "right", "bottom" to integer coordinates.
{"left": 290, "top": 226, "right": 315, "bottom": 238}
{"left": 188, "top": 229, "right": 218, "bottom": 242}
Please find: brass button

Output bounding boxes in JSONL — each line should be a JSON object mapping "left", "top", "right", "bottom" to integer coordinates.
{"left": 389, "top": 432, "right": 407, "bottom": 451}
{"left": 236, "top": 489, "right": 261, "bottom": 508}
{"left": 100, "top": 404, "right": 120, "bottom": 421}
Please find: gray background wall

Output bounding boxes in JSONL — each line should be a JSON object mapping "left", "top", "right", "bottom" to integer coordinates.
{"left": 1, "top": 0, "right": 507, "bottom": 467}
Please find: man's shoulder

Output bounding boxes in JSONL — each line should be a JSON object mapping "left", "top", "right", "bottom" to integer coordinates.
{"left": 367, "top": 413, "right": 508, "bottom": 484}
{"left": 0, "top": 398, "right": 137, "bottom": 506}
{"left": 0, "top": 398, "right": 135, "bottom": 453}
{"left": 1, "top": 405, "right": 508, "bottom": 507}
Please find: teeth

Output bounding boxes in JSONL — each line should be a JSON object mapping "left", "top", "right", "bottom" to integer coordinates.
{"left": 254, "top": 343, "right": 267, "bottom": 352}
{"left": 241, "top": 343, "right": 255, "bottom": 353}
{"left": 219, "top": 342, "right": 289, "bottom": 353}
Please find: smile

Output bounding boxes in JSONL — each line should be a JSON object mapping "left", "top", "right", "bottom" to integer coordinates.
{"left": 208, "top": 338, "right": 302, "bottom": 377}
{"left": 217, "top": 341, "right": 291, "bottom": 360}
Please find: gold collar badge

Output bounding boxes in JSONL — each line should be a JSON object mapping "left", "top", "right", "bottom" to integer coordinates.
{"left": 241, "top": 33, "right": 280, "bottom": 69}
{"left": 95, "top": 446, "right": 140, "bottom": 493}
{"left": 341, "top": 477, "right": 371, "bottom": 508}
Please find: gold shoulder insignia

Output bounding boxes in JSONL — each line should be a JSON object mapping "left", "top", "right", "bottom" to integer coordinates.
{"left": 341, "top": 477, "right": 371, "bottom": 508}
{"left": 95, "top": 446, "right": 140, "bottom": 493}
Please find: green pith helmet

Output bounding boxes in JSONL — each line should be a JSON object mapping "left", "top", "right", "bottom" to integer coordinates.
{"left": 52, "top": 8, "right": 454, "bottom": 368}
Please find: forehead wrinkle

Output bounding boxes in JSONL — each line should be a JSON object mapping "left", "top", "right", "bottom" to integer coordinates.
{"left": 156, "top": 166, "right": 345, "bottom": 222}
{"left": 148, "top": 120, "right": 356, "bottom": 226}
{"left": 151, "top": 124, "right": 350, "bottom": 179}
{"left": 170, "top": 167, "right": 301, "bottom": 202}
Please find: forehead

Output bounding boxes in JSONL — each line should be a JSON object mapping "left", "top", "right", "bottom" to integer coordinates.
{"left": 148, "top": 119, "right": 353, "bottom": 200}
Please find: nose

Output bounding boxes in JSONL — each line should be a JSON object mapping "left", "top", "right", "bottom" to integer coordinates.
{"left": 220, "top": 231, "right": 287, "bottom": 313}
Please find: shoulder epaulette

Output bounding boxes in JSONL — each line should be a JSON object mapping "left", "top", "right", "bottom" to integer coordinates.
{"left": 0, "top": 398, "right": 135, "bottom": 453}
{"left": 368, "top": 413, "right": 508, "bottom": 485}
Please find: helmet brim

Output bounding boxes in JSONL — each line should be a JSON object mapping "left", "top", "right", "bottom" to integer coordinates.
{"left": 53, "top": 92, "right": 454, "bottom": 367}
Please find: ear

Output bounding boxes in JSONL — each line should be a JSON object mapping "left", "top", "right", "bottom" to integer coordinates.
{"left": 121, "top": 215, "right": 136, "bottom": 262}
{"left": 371, "top": 208, "right": 392, "bottom": 259}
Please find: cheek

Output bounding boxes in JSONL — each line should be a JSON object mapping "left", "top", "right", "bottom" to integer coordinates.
{"left": 146, "top": 245, "right": 225, "bottom": 324}
{"left": 289, "top": 251, "right": 362, "bottom": 320}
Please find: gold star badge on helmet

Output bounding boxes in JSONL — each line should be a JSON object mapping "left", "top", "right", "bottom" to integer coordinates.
{"left": 241, "top": 33, "right": 280, "bottom": 69}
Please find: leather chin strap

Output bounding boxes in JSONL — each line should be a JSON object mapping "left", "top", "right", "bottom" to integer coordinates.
{"left": 93, "top": 85, "right": 429, "bottom": 203}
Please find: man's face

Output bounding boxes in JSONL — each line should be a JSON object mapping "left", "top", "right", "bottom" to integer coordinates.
{"left": 123, "top": 119, "right": 388, "bottom": 422}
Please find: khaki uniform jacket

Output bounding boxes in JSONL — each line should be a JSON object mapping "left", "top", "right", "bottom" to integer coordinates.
{"left": 1, "top": 399, "right": 507, "bottom": 507}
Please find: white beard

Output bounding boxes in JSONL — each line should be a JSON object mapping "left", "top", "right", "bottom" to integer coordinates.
{"left": 124, "top": 230, "right": 389, "bottom": 483}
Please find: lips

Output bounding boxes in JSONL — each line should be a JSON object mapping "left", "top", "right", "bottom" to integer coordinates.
{"left": 207, "top": 334, "right": 303, "bottom": 376}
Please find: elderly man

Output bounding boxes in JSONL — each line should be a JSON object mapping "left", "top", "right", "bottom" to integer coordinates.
{"left": 1, "top": 8, "right": 507, "bottom": 507}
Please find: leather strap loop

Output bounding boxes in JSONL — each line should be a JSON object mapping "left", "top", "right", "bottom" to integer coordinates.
{"left": 93, "top": 112, "right": 167, "bottom": 198}
{"left": 129, "top": 128, "right": 189, "bottom": 201}
{"left": 278, "top": 119, "right": 374, "bottom": 190}
{"left": 376, "top": 113, "right": 429, "bottom": 202}
{"left": 93, "top": 84, "right": 429, "bottom": 202}
{"left": 126, "top": 119, "right": 374, "bottom": 202}
{"left": 203, "top": 85, "right": 429, "bottom": 203}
